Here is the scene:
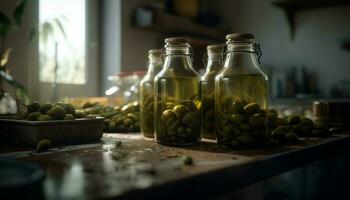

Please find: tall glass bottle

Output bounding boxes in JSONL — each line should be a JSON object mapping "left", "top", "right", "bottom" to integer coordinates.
{"left": 201, "top": 44, "right": 224, "bottom": 139}
{"left": 140, "top": 49, "right": 162, "bottom": 138}
{"left": 215, "top": 33, "right": 268, "bottom": 149}
{"left": 154, "top": 38, "right": 201, "bottom": 146}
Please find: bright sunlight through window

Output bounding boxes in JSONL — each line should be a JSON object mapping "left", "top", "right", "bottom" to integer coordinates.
{"left": 39, "top": 0, "right": 86, "bottom": 84}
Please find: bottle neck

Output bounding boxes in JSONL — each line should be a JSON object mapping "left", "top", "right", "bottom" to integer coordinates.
{"left": 223, "top": 42, "right": 260, "bottom": 73}
{"left": 147, "top": 55, "right": 162, "bottom": 74}
{"left": 163, "top": 54, "right": 193, "bottom": 70}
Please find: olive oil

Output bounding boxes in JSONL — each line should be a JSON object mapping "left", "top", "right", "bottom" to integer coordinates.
{"left": 216, "top": 74, "right": 268, "bottom": 114}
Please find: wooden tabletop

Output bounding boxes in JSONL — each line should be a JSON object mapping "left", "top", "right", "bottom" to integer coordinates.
{"left": 3, "top": 133, "right": 350, "bottom": 200}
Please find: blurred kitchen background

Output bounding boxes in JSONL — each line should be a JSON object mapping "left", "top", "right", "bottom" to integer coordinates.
{"left": 0, "top": 0, "right": 350, "bottom": 106}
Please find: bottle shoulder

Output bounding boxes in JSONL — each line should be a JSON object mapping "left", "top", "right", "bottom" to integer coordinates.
{"left": 155, "top": 67, "right": 200, "bottom": 80}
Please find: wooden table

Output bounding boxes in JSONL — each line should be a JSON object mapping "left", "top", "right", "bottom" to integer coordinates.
{"left": 2, "top": 134, "right": 350, "bottom": 199}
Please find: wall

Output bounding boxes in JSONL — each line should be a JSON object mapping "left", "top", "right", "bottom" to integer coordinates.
{"left": 209, "top": 0, "right": 350, "bottom": 97}
{"left": 121, "top": 0, "right": 161, "bottom": 72}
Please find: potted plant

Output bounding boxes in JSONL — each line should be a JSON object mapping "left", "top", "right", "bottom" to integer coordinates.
{"left": 0, "top": 0, "right": 30, "bottom": 114}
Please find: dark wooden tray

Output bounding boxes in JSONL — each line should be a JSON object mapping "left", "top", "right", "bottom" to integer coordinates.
{"left": 0, "top": 118, "right": 104, "bottom": 146}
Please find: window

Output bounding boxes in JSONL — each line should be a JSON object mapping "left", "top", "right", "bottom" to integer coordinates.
{"left": 39, "top": 0, "right": 86, "bottom": 84}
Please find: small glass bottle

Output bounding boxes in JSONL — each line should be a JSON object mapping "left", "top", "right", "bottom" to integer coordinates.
{"left": 140, "top": 49, "right": 163, "bottom": 138}
{"left": 215, "top": 33, "right": 268, "bottom": 149}
{"left": 154, "top": 37, "right": 201, "bottom": 146}
{"left": 201, "top": 44, "right": 224, "bottom": 139}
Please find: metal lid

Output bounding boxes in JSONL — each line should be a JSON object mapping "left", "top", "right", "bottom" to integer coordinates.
{"left": 226, "top": 33, "right": 255, "bottom": 41}
{"left": 207, "top": 44, "right": 225, "bottom": 52}
{"left": 164, "top": 37, "right": 191, "bottom": 44}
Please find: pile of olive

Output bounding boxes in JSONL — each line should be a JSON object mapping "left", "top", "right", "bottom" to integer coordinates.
{"left": 17, "top": 101, "right": 84, "bottom": 121}
{"left": 140, "top": 93, "right": 155, "bottom": 137}
{"left": 157, "top": 101, "right": 200, "bottom": 145}
{"left": 268, "top": 114, "right": 332, "bottom": 145}
{"left": 201, "top": 93, "right": 216, "bottom": 139}
{"left": 82, "top": 101, "right": 140, "bottom": 133}
{"left": 217, "top": 98, "right": 269, "bottom": 148}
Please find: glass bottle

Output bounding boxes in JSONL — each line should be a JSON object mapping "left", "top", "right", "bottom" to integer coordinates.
{"left": 201, "top": 44, "right": 224, "bottom": 139}
{"left": 154, "top": 37, "right": 201, "bottom": 146}
{"left": 215, "top": 33, "right": 268, "bottom": 149}
{"left": 140, "top": 49, "right": 163, "bottom": 138}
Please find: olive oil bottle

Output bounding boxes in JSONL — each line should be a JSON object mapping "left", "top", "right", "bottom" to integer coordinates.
{"left": 201, "top": 44, "right": 224, "bottom": 139}
{"left": 215, "top": 33, "right": 269, "bottom": 149}
{"left": 154, "top": 38, "right": 201, "bottom": 146}
{"left": 140, "top": 49, "right": 162, "bottom": 138}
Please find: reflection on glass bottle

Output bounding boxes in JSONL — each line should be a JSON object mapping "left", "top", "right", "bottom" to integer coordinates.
{"left": 154, "top": 38, "right": 201, "bottom": 146}
{"left": 215, "top": 33, "right": 269, "bottom": 149}
{"left": 201, "top": 44, "right": 224, "bottom": 139}
{"left": 140, "top": 50, "right": 162, "bottom": 138}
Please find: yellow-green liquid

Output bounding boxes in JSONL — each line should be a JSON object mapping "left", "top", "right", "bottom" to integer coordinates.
{"left": 140, "top": 81, "right": 155, "bottom": 138}
{"left": 216, "top": 74, "right": 268, "bottom": 113}
{"left": 154, "top": 77, "right": 201, "bottom": 146}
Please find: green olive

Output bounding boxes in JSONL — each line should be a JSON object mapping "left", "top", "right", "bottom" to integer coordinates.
{"left": 36, "top": 139, "right": 51, "bottom": 152}
{"left": 63, "top": 103, "right": 76, "bottom": 115}
{"left": 108, "top": 120, "right": 116, "bottom": 131}
{"left": 162, "top": 109, "right": 175, "bottom": 122}
{"left": 243, "top": 103, "right": 260, "bottom": 115}
{"left": 285, "top": 132, "right": 298, "bottom": 142}
{"left": 231, "top": 101, "right": 244, "bottom": 114}
{"left": 37, "top": 115, "right": 53, "bottom": 121}
{"left": 229, "top": 114, "right": 246, "bottom": 124}
{"left": 182, "top": 112, "right": 198, "bottom": 125}
{"left": 291, "top": 124, "right": 307, "bottom": 137}
{"left": 123, "top": 117, "right": 134, "bottom": 126}
{"left": 127, "top": 113, "right": 139, "bottom": 121}
{"left": 47, "top": 106, "right": 66, "bottom": 120}
{"left": 239, "top": 123, "right": 252, "bottom": 132}
{"left": 27, "top": 101, "right": 40, "bottom": 113}
{"left": 63, "top": 114, "right": 75, "bottom": 120}
{"left": 177, "top": 126, "right": 185, "bottom": 134}
{"left": 38, "top": 102, "right": 53, "bottom": 114}
{"left": 173, "top": 105, "right": 186, "bottom": 117}
{"left": 237, "top": 134, "right": 256, "bottom": 146}
{"left": 74, "top": 110, "right": 87, "bottom": 118}
{"left": 27, "top": 112, "right": 42, "bottom": 121}
{"left": 249, "top": 114, "right": 265, "bottom": 128}
{"left": 287, "top": 116, "right": 300, "bottom": 125}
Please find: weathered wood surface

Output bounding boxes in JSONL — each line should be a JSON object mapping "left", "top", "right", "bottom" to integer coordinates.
{"left": 4, "top": 133, "right": 350, "bottom": 200}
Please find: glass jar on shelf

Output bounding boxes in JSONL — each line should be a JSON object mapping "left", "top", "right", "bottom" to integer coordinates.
{"left": 140, "top": 49, "right": 163, "bottom": 138}
{"left": 154, "top": 37, "right": 201, "bottom": 146}
{"left": 215, "top": 33, "right": 268, "bottom": 149}
{"left": 105, "top": 72, "right": 133, "bottom": 106}
{"left": 201, "top": 44, "right": 224, "bottom": 139}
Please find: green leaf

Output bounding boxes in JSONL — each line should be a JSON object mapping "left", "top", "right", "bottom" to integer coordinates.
{"left": 0, "top": 12, "right": 12, "bottom": 37}
{"left": 0, "top": 71, "right": 30, "bottom": 104}
{"left": 54, "top": 18, "right": 67, "bottom": 41}
{"left": 13, "top": 0, "right": 28, "bottom": 26}
{"left": 40, "top": 22, "right": 54, "bottom": 46}
{"left": 0, "top": 48, "right": 13, "bottom": 67}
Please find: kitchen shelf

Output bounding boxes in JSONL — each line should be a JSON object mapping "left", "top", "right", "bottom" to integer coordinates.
{"left": 133, "top": 7, "right": 227, "bottom": 41}
{"left": 273, "top": 0, "right": 350, "bottom": 39}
